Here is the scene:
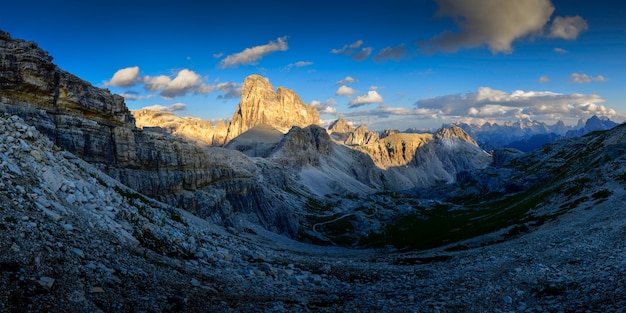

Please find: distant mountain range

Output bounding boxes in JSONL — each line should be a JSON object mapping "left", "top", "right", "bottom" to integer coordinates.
{"left": 438, "top": 116, "right": 619, "bottom": 151}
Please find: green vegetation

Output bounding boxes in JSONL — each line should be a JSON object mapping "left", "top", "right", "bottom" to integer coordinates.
{"left": 365, "top": 184, "right": 556, "bottom": 251}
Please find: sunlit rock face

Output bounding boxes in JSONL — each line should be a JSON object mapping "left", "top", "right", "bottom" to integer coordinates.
{"left": 224, "top": 74, "right": 320, "bottom": 143}
{"left": 132, "top": 109, "right": 228, "bottom": 146}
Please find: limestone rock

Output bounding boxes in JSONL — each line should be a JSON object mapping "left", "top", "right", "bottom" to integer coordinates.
{"left": 328, "top": 118, "right": 355, "bottom": 134}
{"left": 345, "top": 125, "right": 380, "bottom": 146}
{"left": 224, "top": 75, "right": 320, "bottom": 143}
{"left": 132, "top": 109, "right": 228, "bottom": 146}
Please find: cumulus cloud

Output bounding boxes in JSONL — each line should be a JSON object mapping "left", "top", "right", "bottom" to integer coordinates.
{"left": 219, "top": 37, "right": 288, "bottom": 68}
{"left": 341, "top": 105, "right": 436, "bottom": 120}
{"left": 284, "top": 61, "right": 313, "bottom": 70}
{"left": 310, "top": 98, "right": 337, "bottom": 114}
{"left": 548, "top": 15, "right": 589, "bottom": 40}
{"left": 415, "top": 87, "right": 615, "bottom": 121}
{"left": 213, "top": 82, "right": 242, "bottom": 100}
{"left": 349, "top": 91, "right": 384, "bottom": 107}
{"left": 422, "top": 0, "right": 554, "bottom": 54}
{"left": 373, "top": 44, "right": 408, "bottom": 62}
{"left": 539, "top": 75, "right": 550, "bottom": 83}
{"left": 553, "top": 47, "right": 568, "bottom": 54}
{"left": 569, "top": 73, "right": 607, "bottom": 84}
{"left": 106, "top": 66, "right": 140, "bottom": 87}
{"left": 143, "top": 69, "right": 203, "bottom": 99}
{"left": 336, "top": 85, "right": 357, "bottom": 97}
{"left": 331, "top": 40, "right": 373, "bottom": 61}
{"left": 337, "top": 76, "right": 356, "bottom": 85}
{"left": 140, "top": 102, "right": 187, "bottom": 112}
{"left": 119, "top": 91, "right": 154, "bottom": 101}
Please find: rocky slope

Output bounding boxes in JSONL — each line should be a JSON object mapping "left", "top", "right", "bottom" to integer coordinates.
{"left": 224, "top": 74, "right": 320, "bottom": 143}
{"left": 2, "top": 112, "right": 626, "bottom": 312}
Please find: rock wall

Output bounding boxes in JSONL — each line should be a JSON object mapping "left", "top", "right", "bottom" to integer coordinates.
{"left": 132, "top": 109, "right": 228, "bottom": 146}
{"left": 0, "top": 30, "right": 298, "bottom": 236}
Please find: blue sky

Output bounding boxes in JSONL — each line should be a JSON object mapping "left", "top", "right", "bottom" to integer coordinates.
{"left": 2, "top": 0, "right": 625, "bottom": 130}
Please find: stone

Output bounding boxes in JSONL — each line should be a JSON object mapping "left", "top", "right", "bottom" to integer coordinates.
{"left": 503, "top": 296, "right": 513, "bottom": 304}
{"left": 38, "top": 276, "right": 55, "bottom": 288}
{"left": 71, "top": 247, "right": 84, "bottom": 258}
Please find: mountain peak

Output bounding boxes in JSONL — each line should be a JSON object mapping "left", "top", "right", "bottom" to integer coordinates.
{"left": 241, "top": 74, "right": 273, "bottom": 99}
{"left": 225, "top": 74, "right": 320, "bottom": 143}
{"left": 434, "top": 125, "right": 478, "bottom": 145}
{"left": 328, "top": 118, "right": 355, "bottom": 133}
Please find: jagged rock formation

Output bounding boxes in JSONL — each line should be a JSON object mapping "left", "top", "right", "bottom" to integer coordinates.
{"left": 328, "top": 118, "right": 356, "bottom": 142}
{"left": 132, "top": 109, "right": 228, "bottom": 146}
{"left": 355, "top": 133, "right": 432, "bottom": 168}
{"left": 566, "top": 115, "right": 619, "bottom": 138}
{"left": 224, "top": 74, "right": 320, "bottom": 143}
{"left": 345, "top": 125, "right": 379, "bottom": 145}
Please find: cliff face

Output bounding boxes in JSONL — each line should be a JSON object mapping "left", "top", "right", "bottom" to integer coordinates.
{"left": 133, "top": 109, "right": 228, "bottom": 146}
{"left": 0, "top": 30, "right": 298, "bottom": 236}
{"left": 224, "top": 75, "right": 320, "bottom": 143}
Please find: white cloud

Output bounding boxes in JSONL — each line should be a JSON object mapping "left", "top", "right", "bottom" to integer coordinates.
{"left": 415, "top": 87, "right": 615, "bottom": 120}
{"left": 349, "top": 90, "right": 384, "bottom": 107}
{"left": 213, "top": 82, "right": 242, "bottom": 100}
{"left": 373, "top": 44, "right": 408, "bottom": 62}
{"left": 539, "top": 75, "right": 550, "bottom": 83}
{"left": 422, "top": 0, "right": 554, "bottom": 54}
{"left": 336, "top": 85, "right": 357, "bottom": 97}
{"left": 337, "top": 76, "right": 356, "bottom": 85}
{"left": 331, "top": 40, "right": 373, "bottom": 61}
{"left": 548, "top": 15, "right": 588, "bottom": 40}
{"left": 141, "top": 103, "right": 187, "bottom": 112}
{"left": 106, "top": 66, "right": 140, "bottom": 87}
{"left": 349, "top": 40, "right": 363, "bottom": 49}
{"left": 284, "top": 61, "right": 313, "bottom": 70}
{"left": 341, "top": 105, "right": 435, "bottom": 119}
{"left": 119, "top": 92, "right": 154, "bottom": 101}
{"left": 569, "top": 73, "right": 607, "bottom": 84}
{"left": 144, "top": 69, "right": 203, "bottom": 99}
{"left": 310, "top": 98, "right": 337, "bottom": 114}
{"left": 213, "top": 52, "right": 224, "bottom": 58}
{"left": 219, "top": 36, "right": 288, "bottom": 68}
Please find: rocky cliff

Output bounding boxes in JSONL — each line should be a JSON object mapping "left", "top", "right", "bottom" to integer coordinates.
{"left": 224, "top": 74, "right": 320, "bottom": 143}
{"left": 0, "top": 30, "right": 298, "bottom": 236}
{"left": 133, "top": 109, "right": 228, "bottom": 146}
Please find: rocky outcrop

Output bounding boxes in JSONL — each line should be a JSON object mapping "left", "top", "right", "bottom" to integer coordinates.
{"left": 345, "top": 125, "right": 380, "bottom": 146}
{"left": 328, "top": 118, "right": 379, "bottom": 145}
{"left": 355, "top": 133, "right": 432, "bottom": 169}
{"left": 0, "top": 30, "right": 298, "bottom": 236}
{"left": 328, "top": 118, "right": 355, "bottom": 133}
{"left": 224, "top": 75, "right": 320, "bottom": 143}
{"left": 132, "top": 109, "right": 228, "bottom": 146}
